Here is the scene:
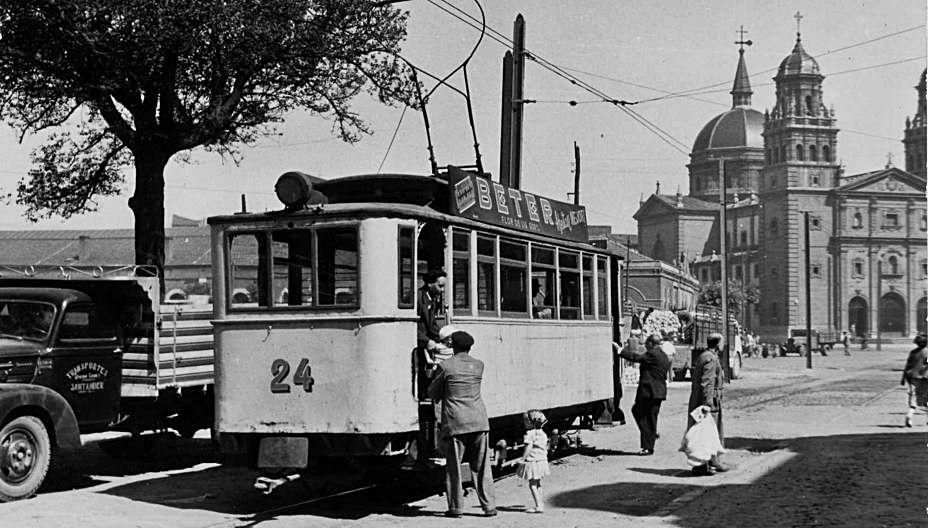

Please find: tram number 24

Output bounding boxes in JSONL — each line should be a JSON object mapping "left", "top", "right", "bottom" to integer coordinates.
{"left": 270, "top": 358, "right": 315, "bottom": 393}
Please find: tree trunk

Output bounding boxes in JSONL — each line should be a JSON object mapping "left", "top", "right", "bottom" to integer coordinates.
{"left": 128, "top": 149, "right": 168, "bottom": 290}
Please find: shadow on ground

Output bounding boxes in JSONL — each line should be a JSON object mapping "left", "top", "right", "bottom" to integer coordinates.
{"left": 40, "top": 434, "right": 220, "bottom": 494}
{"left": 550, "top": 432, "right": 928, "bottom": 527}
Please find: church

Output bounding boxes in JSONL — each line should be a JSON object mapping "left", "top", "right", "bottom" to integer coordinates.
{"left": 633, "top": 27, "right": 927, "bottom": 341}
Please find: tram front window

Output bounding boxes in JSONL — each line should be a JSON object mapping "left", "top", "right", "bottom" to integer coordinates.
{"left": 227, "top": 226, "right": 359, "bottom": 310}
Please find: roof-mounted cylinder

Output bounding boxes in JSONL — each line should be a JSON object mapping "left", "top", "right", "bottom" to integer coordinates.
{"left": 274, "top": 171, "right": 327, "bottom": 210}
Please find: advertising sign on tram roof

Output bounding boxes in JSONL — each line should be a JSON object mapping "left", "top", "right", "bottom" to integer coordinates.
{"left": 447, "top": 166, "right": 589, "bottom": 243}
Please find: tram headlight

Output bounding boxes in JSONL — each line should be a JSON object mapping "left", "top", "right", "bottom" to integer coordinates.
{"left": 275, "top": 171, "right": 325, "bottom": 210}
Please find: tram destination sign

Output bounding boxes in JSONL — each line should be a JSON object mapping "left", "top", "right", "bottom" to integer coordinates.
{"left": 447, "top": 168, "right": 589, "bottom": 243}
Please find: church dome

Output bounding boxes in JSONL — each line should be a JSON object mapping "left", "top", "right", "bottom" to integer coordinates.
{"left": 777, "top": 38, "right": 820, "bottom": 77}
{"left": 692, "top": 106, "right": 764, "bottom": 152}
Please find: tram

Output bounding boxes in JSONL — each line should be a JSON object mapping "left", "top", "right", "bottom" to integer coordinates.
{"left": 210, "top": 167, "right": 623, "bottom": 476}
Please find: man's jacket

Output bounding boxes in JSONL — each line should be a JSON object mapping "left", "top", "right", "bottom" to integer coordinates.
{"left": 427, "top": 352, "right": 490, "bottom": 436}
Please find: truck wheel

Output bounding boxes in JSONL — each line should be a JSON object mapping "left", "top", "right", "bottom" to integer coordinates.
{"left": 0, "top": 416, "right": 51, "bottom": 502}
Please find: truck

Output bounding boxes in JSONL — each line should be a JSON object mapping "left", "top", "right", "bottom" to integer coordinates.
{"left": 0, "top": 267, "right": 214, "bottom": 501}
{"left": 671, "top": 305, "right": 742, "bottom": 381}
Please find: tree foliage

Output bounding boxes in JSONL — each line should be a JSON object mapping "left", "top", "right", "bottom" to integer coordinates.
{"left": 698, "top": 279, "right": 759, "bottom": 315}
{"left": 0, "top": 0, "right": 417, "bottom": 271}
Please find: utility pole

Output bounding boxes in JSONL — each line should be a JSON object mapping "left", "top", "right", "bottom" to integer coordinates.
{"left": 510, "top": 14, "right": 526, "bottom": 189}
{"left": 498, "top": 51, "right": 513, "bottom": 185}
{"left": 572, "top": 142, "right": 581, "bottom": 205}
{"left": 804, "top": 212, "right": 812, "bottom": 369}
{"left": 718, "top": 159, "right": 730, "bottom": 378}
{"left": 877, "top": 260, "right": 882, "bottom": 351}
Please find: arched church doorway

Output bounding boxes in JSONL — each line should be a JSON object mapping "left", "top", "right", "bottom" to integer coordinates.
{"left": 917, "top": 297, "right": 927, "bottom": 335}
{"left": 879, "top": 292, "right": 906, "bottom": 336}
{"left": 848, "top": 296, "right": 868, "bottom": 337}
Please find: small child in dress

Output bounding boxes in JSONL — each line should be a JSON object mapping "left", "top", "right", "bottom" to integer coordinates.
{"left": 517, "top": 410, "right": 551, "bottom": 513}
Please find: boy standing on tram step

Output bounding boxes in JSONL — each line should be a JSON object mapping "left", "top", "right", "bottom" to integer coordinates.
{"left": 417, "top": 270, "right": 447, "bottom": 397}
{"left": 427, "top": 331, "right": 497, "bottom": 518}
{"left": 613, "top": 333, "right": 671, "bottom": 455}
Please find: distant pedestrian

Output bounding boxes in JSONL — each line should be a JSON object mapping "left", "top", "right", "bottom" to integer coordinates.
{"left": 613, "top": 333, "right": 671, "bottom": 456}
{"left": 516, "top": 410, "right": 551, "bottom": 513}
{"left": 841, "top": 331, "right": 851, "bottom": 357}
{"left": 901, "top": 334, "right": 928, "bottom": 427}
{"left": 427, "top": 331, "right": 497, "bottom": 518}
{"left": 687, "top": 332, "right": 731, "bottom": 475}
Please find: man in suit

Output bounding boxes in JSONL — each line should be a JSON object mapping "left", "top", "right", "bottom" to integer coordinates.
{"left": 688, "top": 332, "right": 730, "bottom": 475}
{"left": 427, "top": 330, "right": 496, "bottom": 518}
{"left": 614, "top": 333, "right": 671, "bottom": 455}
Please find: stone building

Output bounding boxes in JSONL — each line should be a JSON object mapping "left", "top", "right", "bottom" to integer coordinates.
{"left": 635, "top": 29, "right": 927, "bottom": 341}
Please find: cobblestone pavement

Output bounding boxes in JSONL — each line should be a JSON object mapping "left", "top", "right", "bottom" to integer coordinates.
{"left": 1, "top": 344, "right": 925, "bottom": 528}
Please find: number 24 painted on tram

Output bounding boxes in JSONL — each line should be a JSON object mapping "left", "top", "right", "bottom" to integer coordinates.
{"left": 270, "top": 358, "right": 314, "bottom": 393}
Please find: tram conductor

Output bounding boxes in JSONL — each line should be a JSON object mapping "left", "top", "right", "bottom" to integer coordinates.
{"left": 427, "top": 331, "right": 497, "bottom": 518}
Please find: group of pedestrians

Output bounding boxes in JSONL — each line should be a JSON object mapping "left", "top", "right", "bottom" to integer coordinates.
{"left": 614, "top": 331, "right": 730, "bottom": 475}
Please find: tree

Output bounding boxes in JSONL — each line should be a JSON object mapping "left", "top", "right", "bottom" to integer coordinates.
{"left": 0, "top": 0, "right": 417, "bottom": 276}
{"left": 697, "top": 279, "right": 759, "bottom": 316}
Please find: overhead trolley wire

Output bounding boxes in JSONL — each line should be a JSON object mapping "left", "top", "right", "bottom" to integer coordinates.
{"left": 635, "top": 24, "right": 925, "bottom": 104}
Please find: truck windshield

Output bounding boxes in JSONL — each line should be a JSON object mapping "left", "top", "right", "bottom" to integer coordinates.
{"left": 0, "top": 301, "right": 56, "bottom": 341}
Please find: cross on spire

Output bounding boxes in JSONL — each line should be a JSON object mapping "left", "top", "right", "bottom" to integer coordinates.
{"left": 735, "top": 25, "right": 752, "bottom": 52}
{"left": 794, "top": 11, "right": 803, "bottom": 40}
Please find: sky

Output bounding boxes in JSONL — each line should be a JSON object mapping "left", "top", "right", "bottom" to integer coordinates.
{"left": 0, "top": 0, "right": 924, "bottom": 233}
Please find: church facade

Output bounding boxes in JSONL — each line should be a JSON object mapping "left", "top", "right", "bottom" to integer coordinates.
{"left": 634, "top": 31, "right": 927, "bottom": 341}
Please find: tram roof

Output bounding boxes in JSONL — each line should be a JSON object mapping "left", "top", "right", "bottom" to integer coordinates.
{"left": 208, "top": 173, "right": 618, "bottom": 256}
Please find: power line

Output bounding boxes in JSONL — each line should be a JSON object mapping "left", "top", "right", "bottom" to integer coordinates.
{"left": 636, "top": 25, "right": 925, "bottom": 103}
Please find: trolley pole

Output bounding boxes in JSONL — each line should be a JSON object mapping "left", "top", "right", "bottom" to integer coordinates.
{"left": 572, "top": 142, "right": 581, "bottom": 205}
{"left": 804, "top": 212, "right": 812, "bottom": 369}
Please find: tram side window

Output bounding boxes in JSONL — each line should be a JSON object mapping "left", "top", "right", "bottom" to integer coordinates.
{"left": 398, "top": 227, "right": 415, "bottom": 308}
{"left": 316, "top": 228, "right": 358, "bottom": 306}
{"left": 229, "top": 233, "right": 263, "bottom": 306}
{"left": 559, "top": 251, "right": 580, "bottom": 320}
{"left": 582, "top": 255, "right": 594, "bottom": 318}
{"left": 272, "top": 230, "right": 313, "bottom": 306}
{"left": 531, "top": 245, "right": 556, "bottom": 319}
{"left": 452, "top": 228, "right": 470, "bottom": 315}
{"left": 500, "top": 239, "right": 528, "bottom": 316}
{"left": 476, "top": 234, "right": 496, "bottom": 313}
{"left": 597, "top": 256, "right": 608, "bottom": 319}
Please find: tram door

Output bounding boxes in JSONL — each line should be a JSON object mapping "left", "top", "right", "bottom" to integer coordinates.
{"left": 415, "top": 222, "right": 447, "bottom": 458}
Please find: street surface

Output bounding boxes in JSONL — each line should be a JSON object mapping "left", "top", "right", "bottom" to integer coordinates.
{"left": 1, "top": 344, "right": 925, "bottom": 528}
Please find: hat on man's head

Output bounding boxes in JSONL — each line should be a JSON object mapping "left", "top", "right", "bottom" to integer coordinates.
{"left": 438, "top": 325, "right": 457, "bottom": 341}
{"left": 707, "top": 332, "right": 723, "bottom": 347}
{"left": 915, "top": 334, "right": 927, "bottom": 347}
{"left": 450, "top": 330, "right": 474, "bottom": 351}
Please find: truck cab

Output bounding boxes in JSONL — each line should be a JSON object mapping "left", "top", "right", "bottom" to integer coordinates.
{"left": 0, "top": 288, "right": 123, "bottom": 431}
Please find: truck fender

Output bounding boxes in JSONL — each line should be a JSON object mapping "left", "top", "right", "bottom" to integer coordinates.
{"left": 0, "top": 384, "right": 81, "bottom": 449}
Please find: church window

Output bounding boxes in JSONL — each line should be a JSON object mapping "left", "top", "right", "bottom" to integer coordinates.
{"left": 810, "top": 216, "right": 822, "bottom": 230}
{"left": 823, "top": 145, "right": 831, "bottom": 162}
{"left": 810, "top": 172, "right": 820, "bottom": 186}
{"left": 796, "top": 144, "right": 805, "bottom": 161}
{"left": 852, "top": 259, "right": 864, "bottom": 278}
{"left": 809, "top": 145, "right": 818, "bottom": 161}
{"left": 921, "top": 259, "right": 927, "bottom": 279}
{"left": 852, "top": 212, "right": 863, "bottom": 229}
{"left": 920, "top": 215, "right": 926, "bottom": 231}
{"left": 811, "top": 264, "right": 822, "bottom": 278}
{"left": 805, "top": 95, "right": 814, "bottom": 115}
{"left": 887, "top": 255, "right": 899, "bottom": 275}
{"left": 740, "top": 231, "right": 748, "bottom": 246}
{"left": 883, "top": 212, "right": 899, "bottom": 228}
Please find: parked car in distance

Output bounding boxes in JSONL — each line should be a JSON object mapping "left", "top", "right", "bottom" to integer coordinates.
{"left": 782, "top": 328, "right": 827, "bottom": 356}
